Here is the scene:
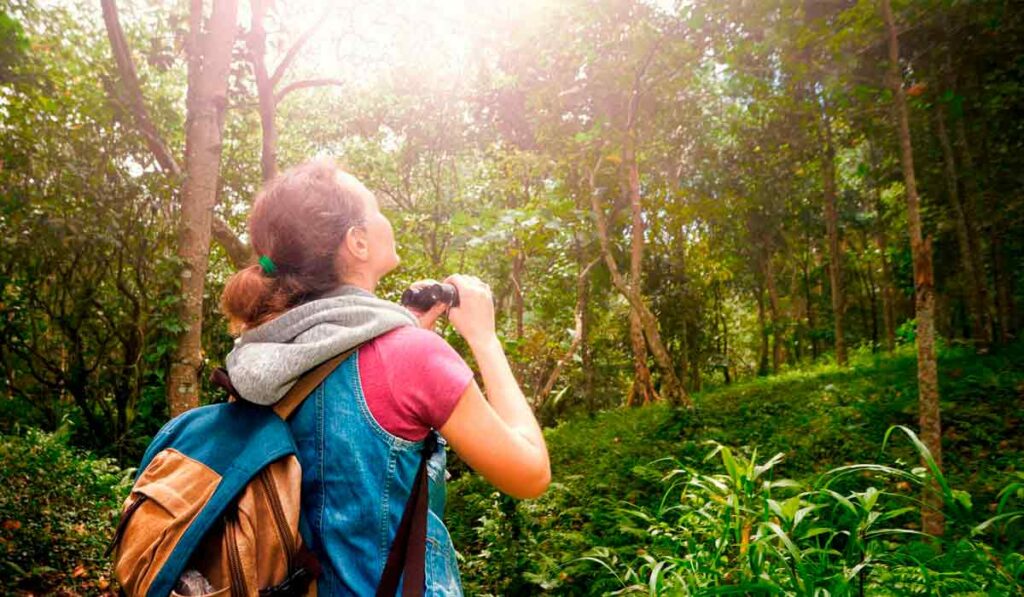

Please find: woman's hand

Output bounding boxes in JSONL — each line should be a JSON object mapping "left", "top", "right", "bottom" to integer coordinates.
{"left": 444, "top": 274, "right": 495, "bottom": 346}
{"left": 404, "top": 279, "right": 450, "bottom": 331}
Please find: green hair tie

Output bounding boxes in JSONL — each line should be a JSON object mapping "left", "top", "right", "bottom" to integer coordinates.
{"left": 258, "top": 255, "right": 277, "bottom": 276}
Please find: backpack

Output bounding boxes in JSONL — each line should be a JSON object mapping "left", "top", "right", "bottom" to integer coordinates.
{"left": 108, "top": 349, "right": 438, "bottom": 597}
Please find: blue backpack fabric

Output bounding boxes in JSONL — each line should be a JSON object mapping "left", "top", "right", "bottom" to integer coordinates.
{"left": 117, "top": 400, "right": 308, "bottom": 596}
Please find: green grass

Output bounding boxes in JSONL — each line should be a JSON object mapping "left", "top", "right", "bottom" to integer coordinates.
{"left": 446, "top": 343, "right": 1024, "bottom": 595}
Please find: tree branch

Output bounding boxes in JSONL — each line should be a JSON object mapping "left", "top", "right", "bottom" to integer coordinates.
{"left": 212, "top": 216, "right": 253, "bottom": 269}
{"left": 274, "top": 78, "right": 346, "bottom": 105}
{"left": 533, "top": 257, "right": 600, "bottom": 409}
{"left": 102, "top": 0, "right": 249, "bottom": 267}
{"left": 269, "top": 11, "right": 331, "bottom": 89}
{"left": 249, "top": 0, "right": 278, "bottom": 181}
{"left": 100, "top": 0, "right": 181, "bottom": 176}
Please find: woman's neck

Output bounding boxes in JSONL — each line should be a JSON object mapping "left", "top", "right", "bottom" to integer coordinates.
{"left": 339, "top": 270, "right": 379, "bottom": 295}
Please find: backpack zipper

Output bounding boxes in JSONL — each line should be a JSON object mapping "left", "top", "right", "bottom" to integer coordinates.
{"left": 226, "top": 513, "right": 249, "bottom": 596}
{"left": 258, "top": 468, "right": 296, "bottom": 572}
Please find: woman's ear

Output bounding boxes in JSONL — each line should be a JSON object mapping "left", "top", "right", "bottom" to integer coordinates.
{"left": 342, "top": 225, "right": 370, "bottom": 262}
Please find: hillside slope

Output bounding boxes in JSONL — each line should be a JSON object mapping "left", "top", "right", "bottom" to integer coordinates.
{"left": 447, "top": 344, "right": 1024, "bottom": 595}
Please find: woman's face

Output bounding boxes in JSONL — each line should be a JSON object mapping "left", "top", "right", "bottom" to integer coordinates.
{"left": 339, "top": 172, "right": 400, "bottom": 279}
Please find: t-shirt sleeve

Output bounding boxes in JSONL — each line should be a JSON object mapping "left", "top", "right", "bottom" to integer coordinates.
{"left": 362, "top": 327, "right": 474, "bottom": 441}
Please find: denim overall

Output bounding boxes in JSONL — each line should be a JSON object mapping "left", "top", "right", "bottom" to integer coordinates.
{"left": 287, "top": 352, "right": 463, "bottom": 595}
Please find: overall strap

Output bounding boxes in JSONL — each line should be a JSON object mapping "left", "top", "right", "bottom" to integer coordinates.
{"left": 376, "top": 432, "right": 439, "bottom": 597}
{"left": 272, "top": 347, "right": 358, "bottom": 420}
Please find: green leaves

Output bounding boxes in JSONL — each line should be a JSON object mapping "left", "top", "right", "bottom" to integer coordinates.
{"left": 0, "top": 429, "right": 129, "bottom": 594}
{"left": 577, "top": 432, "right": 1022, "bottom": 594}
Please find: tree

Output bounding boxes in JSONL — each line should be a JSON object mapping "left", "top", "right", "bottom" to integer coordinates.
{"left": 101, "top": 0, "right": 242, "bottom": 416}
{"left": 247, "top": 1, "right": 341, "bottom": 182}
{"left": 0, "top": 2, "right": 180, "bottom": 455}
{"left": 880, "top": 0, "right": 944, "bottom": 538}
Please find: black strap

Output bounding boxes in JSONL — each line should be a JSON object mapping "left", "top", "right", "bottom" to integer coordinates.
{"left": 259, "top": 544, "right": 321, "bottom": 596}
{"left": 105, "top": 494, "right": 148, "bottom": 557}
{"left": 376, "top": 432, "right": 438, "bottom": 597}
{"left": 211, "top": 367, "right": 243, "bottom": 401}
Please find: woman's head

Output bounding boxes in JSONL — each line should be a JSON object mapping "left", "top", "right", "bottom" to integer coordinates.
{"left": 220, "top": 158, "right": 399, "bottom": 333}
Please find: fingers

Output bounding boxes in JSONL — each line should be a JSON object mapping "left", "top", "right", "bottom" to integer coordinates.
{"left": 444, "top": 274, "right": 492, "bottom": 298}
{"left": 415, "top": 300, "right": 449, "bottom": 331}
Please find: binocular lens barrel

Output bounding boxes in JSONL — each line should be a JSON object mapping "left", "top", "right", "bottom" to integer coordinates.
{"left": 400, "top": 283, "right": 460, "bottom": 312}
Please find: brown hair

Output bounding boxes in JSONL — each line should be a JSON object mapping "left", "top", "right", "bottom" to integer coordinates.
{"left": 220, "top": 158, "right": 367, "bottom": 333}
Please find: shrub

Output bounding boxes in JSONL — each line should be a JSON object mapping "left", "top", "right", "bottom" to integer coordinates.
{"left": 580, "top": 427, "right": 1024, "bottom": 594}
{"left": 0, "top": 426, "right": 132, "bottom": 594}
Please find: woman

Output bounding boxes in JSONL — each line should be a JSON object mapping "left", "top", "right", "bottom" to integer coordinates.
{"left": 219, "top": 159, "right": 550, "bottom": 595}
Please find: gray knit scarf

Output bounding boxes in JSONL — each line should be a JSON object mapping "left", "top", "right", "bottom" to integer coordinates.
{"left": 225, "top": 285, "right": 417, "bottom": 405}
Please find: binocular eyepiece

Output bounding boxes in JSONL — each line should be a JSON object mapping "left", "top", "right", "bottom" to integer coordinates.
{"left": 400, "top": 283, "right": 460, "bottom": 312}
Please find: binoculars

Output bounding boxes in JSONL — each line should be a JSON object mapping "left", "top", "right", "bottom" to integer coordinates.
{"left": 400, "top": 283, "right": 460, "bottom": 312}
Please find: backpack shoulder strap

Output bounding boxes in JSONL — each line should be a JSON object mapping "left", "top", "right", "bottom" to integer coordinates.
{"left": 272, "top": 347, "right": 358, "bottom": 420}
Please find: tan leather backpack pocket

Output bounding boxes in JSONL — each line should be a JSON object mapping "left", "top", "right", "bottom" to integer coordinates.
{"left": 113, "top": 448, "right": 221, "bottom": 596}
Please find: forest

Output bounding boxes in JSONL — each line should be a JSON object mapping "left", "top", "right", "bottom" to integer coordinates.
{"left": 0, "top": 0, "right": 1022, "bottom": 594}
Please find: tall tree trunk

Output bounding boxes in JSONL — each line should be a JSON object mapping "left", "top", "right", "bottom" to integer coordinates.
{"left": 935, "top": 101, "right": 991, "bottom": 349}
{"left": 167, "top": 0, "right": 239, "bottom": 416}
{"left": 821, "top": 107, "right": 847, "bottom": 365}
{"left": 612, "top": 38, "right": 684, "bottom": 407}
{"left": 878, "top": 230, "right": 897, "bottom": 352}
{"left": 679, "top": 319, "right": 689, "bottom": 392}
{"left": 944, "top": 21, "right": 994, "bottom": 349}
{"left": 689, "top": 328, "right": 702, "bottom": 392}
{"left": 714, "top": 281, "right": 731, "bottom": 384}
{"left": 756, "top": 282, "right": 769, "bottom": 377}
{"left": 764, "top": 255, "right": 783, "bottom": 373}
{"left": 864, "top": 249, "right": 880, "bottom": 351}
{"left": 992, "top": 227, "right": 1017, "bottom": 344}
{"left": 787, "top": 268, "right": 802, "bottom": 363}
{"left": 802, "top": 246, "right": 820, "bottom": 360}
{"left": 588, "top": 156, "right": 691, "bottom": 408}
{"left": 624, "top": 123, "right": 657, "bottom": 406}
{"left": 250, "top": 0, "right": 278, "bottom": 182}
{"left": 677, "top": 235, "right": 690, "bottom": 390}
{"left": 882, "top": 0, "right": 944, "bottom": 538}
{"left": 953, "top": 120, "right": 991, "bottom": 338}
{"left": 869, "top": 143, "right": 897, "bottom": 352}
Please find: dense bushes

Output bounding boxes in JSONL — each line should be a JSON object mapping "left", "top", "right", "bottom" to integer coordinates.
{"left": 0, "top": 427, "right": 131, "bottom": 594}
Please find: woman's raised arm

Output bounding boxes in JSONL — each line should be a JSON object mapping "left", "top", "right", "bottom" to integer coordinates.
{"left": 437, "top": 275, "right": 550, "bottom": 499}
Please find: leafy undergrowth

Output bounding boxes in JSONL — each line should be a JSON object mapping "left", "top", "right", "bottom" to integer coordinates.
{"left": 0, "top": 427, "right": 133, "bottom": 595}
{"left": 1, "top": 344, "right": 1021, "bottom": 594}
{"left": 447, "top": 344, "right": 1024, "bottom": 595}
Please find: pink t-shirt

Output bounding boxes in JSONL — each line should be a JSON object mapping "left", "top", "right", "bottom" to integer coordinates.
{"left": 357, "top": 327, "right": 474, "bottom": 441}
